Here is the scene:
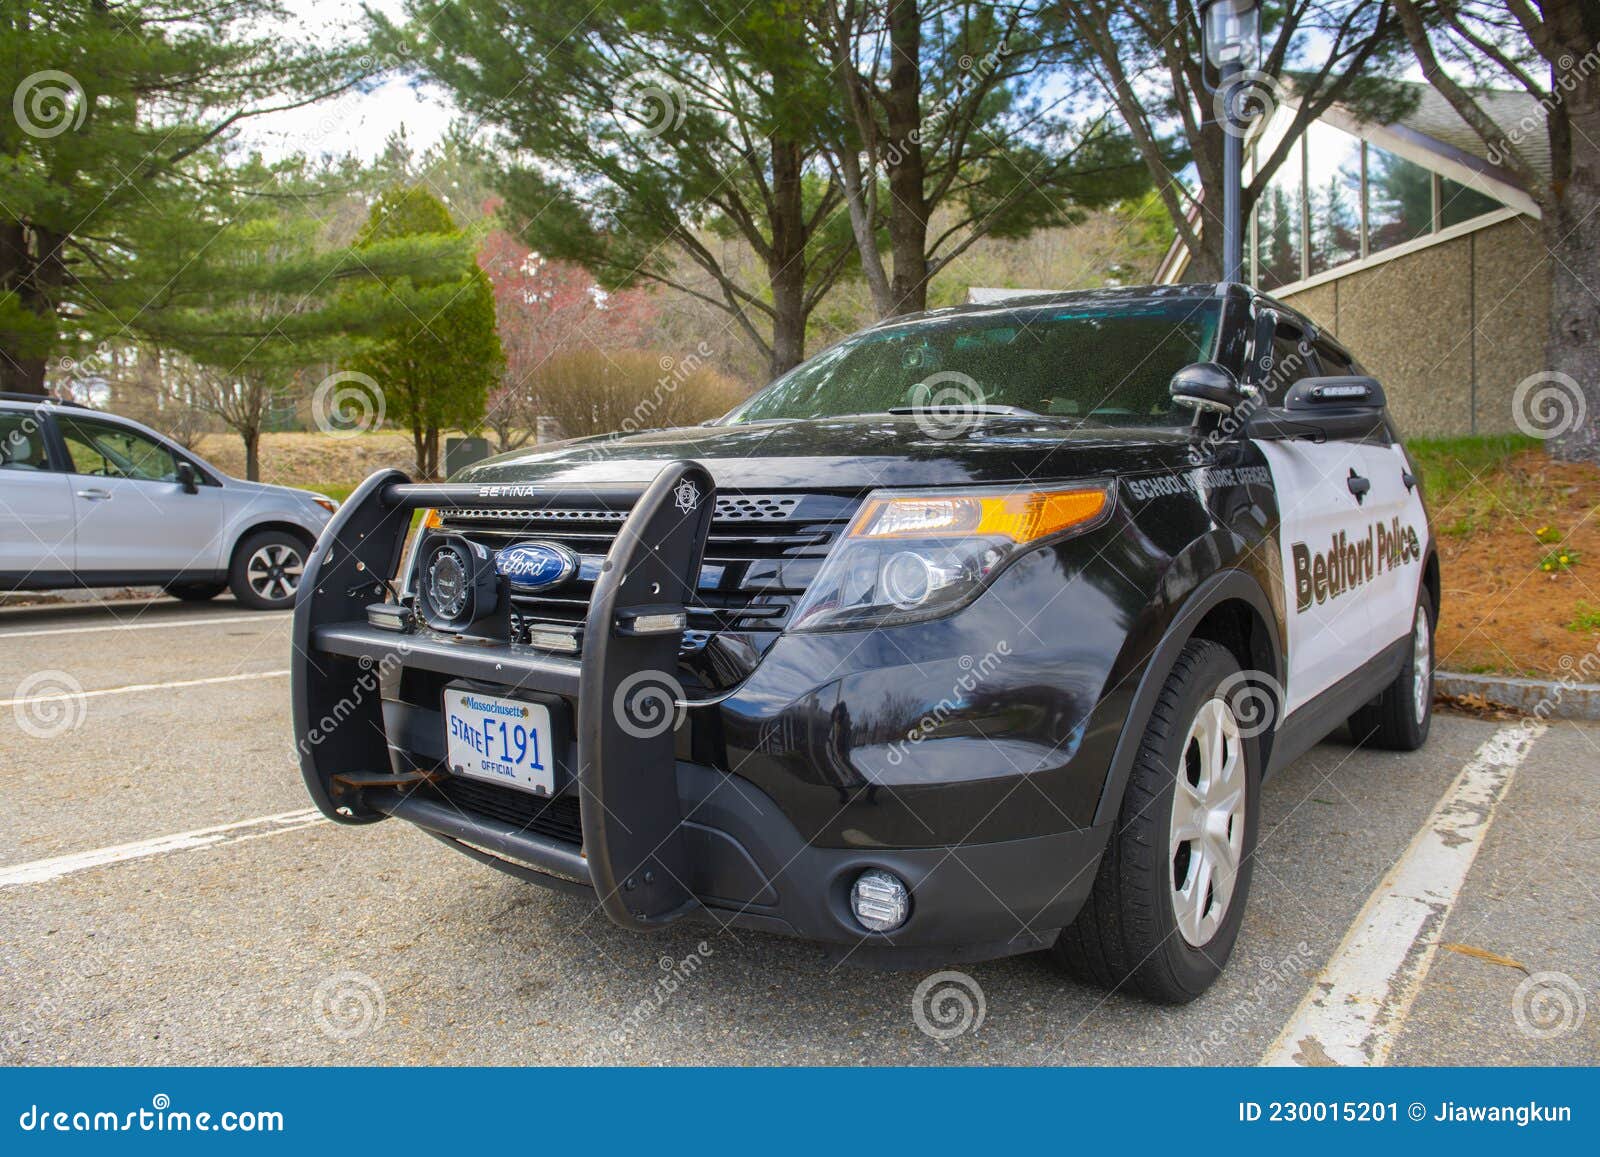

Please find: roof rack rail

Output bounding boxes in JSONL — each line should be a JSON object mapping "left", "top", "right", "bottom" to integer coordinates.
{"left": 0, "top": 391, "right": 89, "bottom": 407}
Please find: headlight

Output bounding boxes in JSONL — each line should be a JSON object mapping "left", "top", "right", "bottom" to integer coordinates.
{"left": 789, "top": 484, "right": 1109, "bottom": 632}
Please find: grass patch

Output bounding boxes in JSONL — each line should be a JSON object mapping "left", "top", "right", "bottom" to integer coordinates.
{"left": 1407, "top": 434, "right": 1539, "bottom": 503}
{"left": 1569, "top": 602, "right": 1600, "bottom": 634}
{"left": 1408, "top": 434, "right": 1551, "bottom": 536}
{"left": 309, "top": 482, "right": 358, "bottom": 504}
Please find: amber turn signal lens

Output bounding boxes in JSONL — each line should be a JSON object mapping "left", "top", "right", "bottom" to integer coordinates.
{"left": 851, "top": 487, "right": 1106, "bottom": 544}
{"left": 422, "top": 508, "right": 444, "bottom": 530}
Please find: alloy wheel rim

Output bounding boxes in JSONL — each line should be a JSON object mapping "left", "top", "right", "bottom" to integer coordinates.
{"left": 1169, "top": 696, "right": 1247, "bottom": 948}
{"left": 1412, "top": 608, "right": 1432, "bottom": 720}
{"left": 246, "top": 544, "right": 304, "bottom": 603}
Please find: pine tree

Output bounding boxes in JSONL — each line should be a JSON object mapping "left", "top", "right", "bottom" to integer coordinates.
{"left": 0, "top": 0, "right": 364, "bottom": 393}
{"left": 345, "top": 187, "right": 503, "bottom": 479}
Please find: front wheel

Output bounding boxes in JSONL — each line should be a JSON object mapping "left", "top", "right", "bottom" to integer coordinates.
{"left": 229, "top": 530, "right": 308, "bottom": 611}
{"left": 1053, "top": 639, "right": 1261, "bottom": 1003}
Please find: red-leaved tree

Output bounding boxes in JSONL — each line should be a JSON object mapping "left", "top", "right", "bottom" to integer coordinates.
{"left": 478, "top": 230, "right": 657, "bottom": 449}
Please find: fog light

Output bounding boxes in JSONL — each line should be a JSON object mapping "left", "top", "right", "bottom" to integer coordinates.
{"left": 851, "top": 869, "right": 910, "bottom": 933}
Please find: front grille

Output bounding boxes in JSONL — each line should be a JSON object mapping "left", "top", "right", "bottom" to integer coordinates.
{"left": 435, "top": 491, "right": 858, "bottom": 650}
{"left": 423, "top": 775, "right": 584, "bottom": 845}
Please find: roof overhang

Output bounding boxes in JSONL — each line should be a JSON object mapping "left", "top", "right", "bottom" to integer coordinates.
{"left": 1155, "top": 92, "right": 1539, "bottom": 287}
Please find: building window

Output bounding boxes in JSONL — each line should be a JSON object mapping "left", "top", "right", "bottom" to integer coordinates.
{"left": 1245, "top": 126, "right": 1510, "bottom": 291}
{"left": 1306, "top": 121, "right": 1364, "bottom": 276}
{"left": 1365, "top": 144, "right": 1434, "bottom": 255}
{"left": 1439, "top": 176, "right": 1504, "bottom": 229}
{"left": 1255, "top": 136, "right": 1304, "bottom": 290}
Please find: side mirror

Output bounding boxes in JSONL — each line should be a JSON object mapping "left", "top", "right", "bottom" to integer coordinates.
{"left": 176, "top": 460, "right": 199, "bottom": 494}
{"left": 1169, "top": 362, "right": 1250, "bottom": 415}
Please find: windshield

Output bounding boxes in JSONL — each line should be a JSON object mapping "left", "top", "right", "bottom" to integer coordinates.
{"left": 726, "top": 298, "right": 1223, "bottom": 428}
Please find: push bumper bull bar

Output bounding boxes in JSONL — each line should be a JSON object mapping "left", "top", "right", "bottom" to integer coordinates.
{"left": 292, "top": 460, "right": 717, "bottom": 931}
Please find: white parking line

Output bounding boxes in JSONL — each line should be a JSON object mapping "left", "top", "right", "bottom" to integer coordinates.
{"left": 0, "top": 809, "right": 327, "bottom": 888}
{"left": 0, "top": 612, "right": 290, "bottom": 640}
{"left": 1263, "top": 721, "right": 1545, "bottom": 1067}
{"left": 0, "top": 669, "right": 290, "bottom": 707}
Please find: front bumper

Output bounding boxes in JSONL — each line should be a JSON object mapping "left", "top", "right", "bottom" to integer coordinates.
{"left": 292, "top": 463, "right": 1111, "bottom": 960}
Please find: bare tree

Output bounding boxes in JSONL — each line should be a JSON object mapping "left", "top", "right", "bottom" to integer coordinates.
{"left": 176, "top": 361, "right": 285, "bottom": 481}
{"left": 1061, "top": 0, "right": 1412, "bottom": 281}
{"left": 1391, "top": 0, "right": 1599, "bottom": 462}
{"left": 814, "top": 0, "right": 1148, "bottom": 317}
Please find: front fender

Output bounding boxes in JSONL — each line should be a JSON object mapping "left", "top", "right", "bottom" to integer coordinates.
{"left": 1088, "top": 562, "right": 1284, "bottom": 828}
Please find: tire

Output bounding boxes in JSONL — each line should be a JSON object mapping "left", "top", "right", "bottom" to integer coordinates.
{"left": 1053, "top": 639, "right": 1261, "bottom": 1004}
{"left": 1347, "top": 589, "right": 1434, "bottom": 751}
{"left": 164, "top": 582, "right": 226, "bottom": 602}
{"left": 228, "top": 529, "right": 309, "bottom": 611}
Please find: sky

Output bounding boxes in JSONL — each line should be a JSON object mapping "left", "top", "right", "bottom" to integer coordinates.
{"left": 233, "top": 0, "right": 455, "bottom": 162}
{"left": 233, "top": 1, "right": 1448, "bottom": 171}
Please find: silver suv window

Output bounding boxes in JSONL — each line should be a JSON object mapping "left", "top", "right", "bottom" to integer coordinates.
{"left": 0, "top": 410, "right": 52, "bottom": 471}
{"left": 56, "top": 414, "right": 180, "bottom": 482}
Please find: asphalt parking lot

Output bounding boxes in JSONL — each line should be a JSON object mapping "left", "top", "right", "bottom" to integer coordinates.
{"left": 2, "top": 597, "right": 1595, "bottom": 1066}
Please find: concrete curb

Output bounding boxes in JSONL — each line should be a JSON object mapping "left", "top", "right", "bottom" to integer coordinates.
{"left": 1436, "top": 670, "right": 1600, "bottom": 721}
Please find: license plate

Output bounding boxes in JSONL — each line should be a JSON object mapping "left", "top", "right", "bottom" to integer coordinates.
{"left": 442, "top": 689, "right": 554, "bottom": 795}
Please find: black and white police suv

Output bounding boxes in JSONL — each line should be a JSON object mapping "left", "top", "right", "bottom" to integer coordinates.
{"left": 293, "top": 283, "right": 1436, "bottom": 1003}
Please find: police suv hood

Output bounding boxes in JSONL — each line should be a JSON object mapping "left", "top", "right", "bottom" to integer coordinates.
{"left": 453, "top": 416, "right": 1201, "bottom": 491}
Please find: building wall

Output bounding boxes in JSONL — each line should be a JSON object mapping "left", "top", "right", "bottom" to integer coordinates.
{"left": 1278, "top": 215, "right": 1547, "bottom": 438}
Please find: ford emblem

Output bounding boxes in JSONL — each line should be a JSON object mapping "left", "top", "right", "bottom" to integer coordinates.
{"left": 495, "top": 541, "right": 580, "bottom": 592}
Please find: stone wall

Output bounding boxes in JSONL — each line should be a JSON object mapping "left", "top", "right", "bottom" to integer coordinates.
{"left": 1279, "top": 215, "right": 1548, "bottom": 438}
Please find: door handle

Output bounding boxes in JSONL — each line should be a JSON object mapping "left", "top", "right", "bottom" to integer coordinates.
{"left": 1346, "top": 470, "right": 1370, "bottom": 504}
{"left": 1402, "top": 470, "right": 1417, "bottom": 491}
{"left": 75, "top": 488, "right": 111, "bottom": 500}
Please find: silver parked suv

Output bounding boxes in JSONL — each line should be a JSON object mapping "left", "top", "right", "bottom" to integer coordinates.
{"left": 0, "top": 394, "right": 335, "bottom": 610}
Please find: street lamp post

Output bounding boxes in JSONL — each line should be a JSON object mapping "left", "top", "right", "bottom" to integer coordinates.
{"left": 1200, "top": 0, "right": 1261, "bottom": 285}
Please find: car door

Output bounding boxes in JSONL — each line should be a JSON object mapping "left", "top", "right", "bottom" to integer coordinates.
{"left": 1316, "top": 338, "right": 1430, "bottom": 651}
{"left": 55, "top": 413, "right": 224, "bottom": 576}
{"left": 1248, "top": 315, "right": 1376, "bottom": 715}
{"left": 0, "top": 407, "right": 75, "bottom": 577}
